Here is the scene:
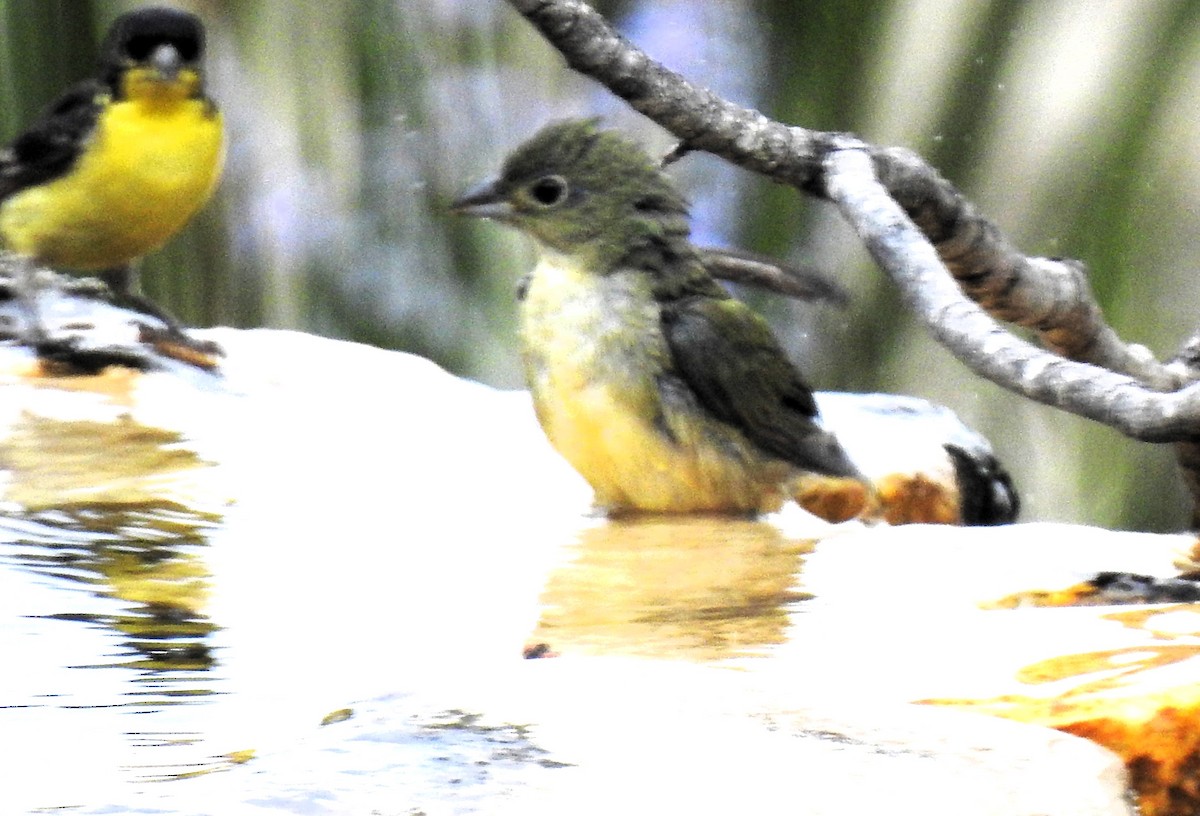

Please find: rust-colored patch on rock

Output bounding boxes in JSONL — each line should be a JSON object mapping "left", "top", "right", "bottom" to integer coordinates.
{"left": 1067, "top": 704, "right": 1200, "bottom": 816}
{"left": 985, "top": 581, "right": 1108, "bottom": 609}
{"left": 875, "top": 472, "right": 960, "bottom": 525}
{"left": 923, "top": 612, "right": 1200, "bottom": 816}
{"left": 29, "top": 362, "right": 141, "bottom": 405}
{"left": 794, "top": 475, "right": 875, "bottom": 523}
{"left": 796, "top": 471, "right": 970, "bottom": 525}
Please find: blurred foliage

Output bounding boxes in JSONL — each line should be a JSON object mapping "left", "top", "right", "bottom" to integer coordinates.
{"left": 1, "top": 0, "right": 1199, "bottom": 531}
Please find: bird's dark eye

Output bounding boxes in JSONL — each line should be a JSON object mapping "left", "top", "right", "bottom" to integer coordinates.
{"left": 529, "top": 175, "right": 568, "bottom": 207}
{"left": 124, "top": 34, "right": 158, "bottom": 60}
{"left": 170, "top": 35, "right": 200, "bottom": 61}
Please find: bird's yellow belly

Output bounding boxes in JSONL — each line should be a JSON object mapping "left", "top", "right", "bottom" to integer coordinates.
{"left": 0, "top": 97, "right": 224, "bottom": 270}
{"left": 535, "top": 378, "right": 789, "bottom": 514}
{"left": 521, "top": 258, "right": 789, "bottom": 515}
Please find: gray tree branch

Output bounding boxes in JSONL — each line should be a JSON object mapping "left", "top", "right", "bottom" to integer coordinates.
{"left": 869, "top": 147, "right": 1182, "bottom": 390}
{"left": 506, "top": 1, "right": 1181, "bottom": 379}
{"left": 504, "top": 0, "right": 1200, "bottom": 521}
{"left": 823, "top": 144, "right": 1200, "bottom": 442}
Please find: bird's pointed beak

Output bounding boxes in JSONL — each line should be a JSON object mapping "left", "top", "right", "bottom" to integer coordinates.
{"left": 149, "top": 42, "right": 183, "bottom": 82}
{"left": 450, "top": 178, "right": 514, "bottom": 221}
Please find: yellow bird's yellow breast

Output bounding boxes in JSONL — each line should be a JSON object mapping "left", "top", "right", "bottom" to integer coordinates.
{"left": 520, "top": 253, "right": 791, "bottom": 514}
{"left": 0, "top": 91, "right": 224, "bottom": 270}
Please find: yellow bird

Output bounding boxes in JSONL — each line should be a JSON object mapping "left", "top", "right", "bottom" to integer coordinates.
{"left": 0, "top": 6, "right": 224, "bottom": 350}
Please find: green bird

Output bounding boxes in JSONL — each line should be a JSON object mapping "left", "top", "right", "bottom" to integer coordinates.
{"left": 453, "top": 119, "right": 868, "bottom": 517}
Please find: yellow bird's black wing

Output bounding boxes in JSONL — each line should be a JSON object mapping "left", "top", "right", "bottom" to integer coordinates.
{"left": 661, "top": 293, "right": 861, "bottom": 478}
{"left": 0, "top": 80, "right": 102, "bottom": 201}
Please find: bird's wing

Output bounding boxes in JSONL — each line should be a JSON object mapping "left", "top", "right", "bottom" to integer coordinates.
{"left": 0, "top": 80, "right": 103, "bottom": 201}
{"left": 661, "top": 294, "right": 859, "bottom": 478}
{"left": 697, "top": 246, "right": 850, "bottom": 305}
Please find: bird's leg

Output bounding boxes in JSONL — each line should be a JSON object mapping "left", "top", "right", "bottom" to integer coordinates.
{"left": 97, "top": 265, "right": 181, "bottom": 329}
{"left": 10, "top": 254, "right": 50, "bottom": 345}
{"left": 97, "top": 265, "right": 223, "bottom": 356}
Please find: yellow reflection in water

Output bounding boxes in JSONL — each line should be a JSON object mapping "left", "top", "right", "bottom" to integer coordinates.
{"left": 101, "top": 538, "right": 217, "bottom": 673}
{"left": 13, "top": 516, "right": 219, "bottom": 674}
{"left": 3, "top": 412, "right": 213, "bottom": 513}
{"left": 2, "top": 411, "right": 221, "bottom": 674}
{"left": 533, "top": 516, "right": 815, "bottom": 661}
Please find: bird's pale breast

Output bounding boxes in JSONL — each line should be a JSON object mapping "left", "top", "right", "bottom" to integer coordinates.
{"left": 519, "top": 253, "right": 793, "bottom": 513}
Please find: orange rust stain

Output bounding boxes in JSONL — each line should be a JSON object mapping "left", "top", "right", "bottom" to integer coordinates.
{"left": 25, "top": 362, "right": 142, "bottom": 406}
{"left": 1066, "top": 706, "right": 1200, "bottom": 816}
{"left": 924, "top": 642, "right": 1200, "bottom": 816}
{"left": 1103, "top": 605, "right": 1200, "bottom": 639}
{"left": 925, "top": 691, "right": 1200, "bottom": 815}
{"left": 794, "top": 476, "right": 874, "bottom": 523}
{"left": 1016, "top": 645, "right": 1200, "bottom": 692}
{"left": 875, "top": 472, "right": 960, "bottom": 525}
{"left": 985, "top": 581, "right": 1107, "bottom": 609}
{"left": 795, "top": 472, "right": 964, "bottom": 526}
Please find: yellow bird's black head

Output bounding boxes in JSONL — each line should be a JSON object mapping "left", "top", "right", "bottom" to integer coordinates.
{"left": 101, "top": 7, "right": 209, "bottom": 102}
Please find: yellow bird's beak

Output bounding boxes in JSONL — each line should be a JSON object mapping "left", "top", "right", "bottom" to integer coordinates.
{"left": 149, "top": 42, "right": 184, "bottom": 82}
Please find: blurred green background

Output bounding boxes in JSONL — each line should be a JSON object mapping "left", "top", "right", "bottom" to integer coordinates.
{"left": 1, "top": 0, "right": 1198, "bottom": 531}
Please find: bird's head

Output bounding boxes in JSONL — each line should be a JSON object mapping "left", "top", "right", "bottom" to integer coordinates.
{"left": 453, "top": 119, "right": 690, "bottom": 270}
{"left": 101, "top": 7, "right": 208, "bottom": 103}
